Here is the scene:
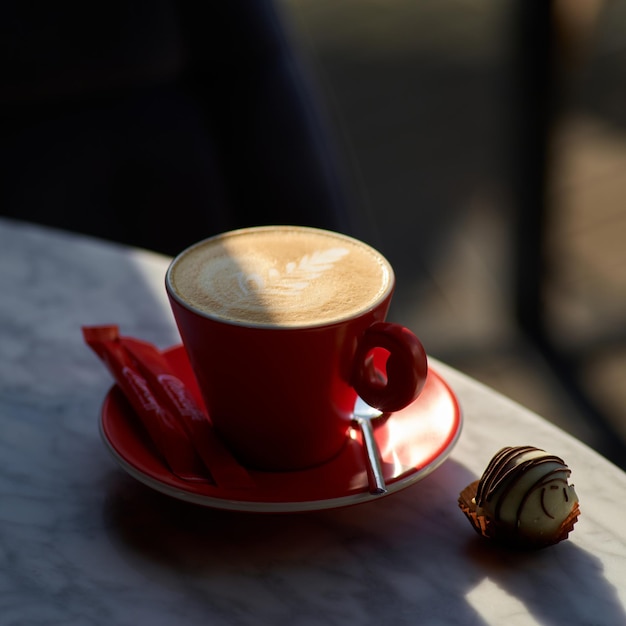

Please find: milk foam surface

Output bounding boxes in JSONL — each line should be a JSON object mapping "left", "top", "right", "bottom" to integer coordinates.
{"left": 168, "top": 227, "right": 392, "bottom": 327}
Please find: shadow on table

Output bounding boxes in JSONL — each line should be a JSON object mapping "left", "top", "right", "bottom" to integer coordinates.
{"left": 463, "top": 536, "right": 625, "bottom": 626}
{"left": 101, "top": 457, "right": 623, "bottom": 625}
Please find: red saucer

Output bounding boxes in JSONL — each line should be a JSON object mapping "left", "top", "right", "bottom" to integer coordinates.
{"left": 100, "top": 345, "right": 462, "bottom": 512}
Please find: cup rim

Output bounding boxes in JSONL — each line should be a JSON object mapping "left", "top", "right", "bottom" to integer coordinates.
{"left": 165, "top": 225, "right": 396, "bottom": 330}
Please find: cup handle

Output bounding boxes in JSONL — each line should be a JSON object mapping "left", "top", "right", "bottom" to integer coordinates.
{"left": 351, "top": 322, "right": 428, "bottom": 413}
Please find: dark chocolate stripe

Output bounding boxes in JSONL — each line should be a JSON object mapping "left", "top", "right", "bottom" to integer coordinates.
{"left": 491, "top": 456, "right": 568, "bottom": 506}
{"left": 476, "top": 446, "right": 541, "bottom": 506}
{"left": 476, "top": 446, "right": 537, "bottom": 505}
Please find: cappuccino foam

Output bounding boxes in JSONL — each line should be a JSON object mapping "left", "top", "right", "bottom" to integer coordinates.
{"left": 167, "top": 226, "right": 392, "bottom": 327}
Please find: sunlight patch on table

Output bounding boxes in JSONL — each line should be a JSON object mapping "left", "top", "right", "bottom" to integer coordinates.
{"left": 466, "top": 578, "right": 532, "bottom": 625}
{"left": 128, "top": 249, "right": 172, "bottom": 313}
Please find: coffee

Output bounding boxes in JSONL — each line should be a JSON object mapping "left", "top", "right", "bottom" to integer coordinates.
{"left": 167, "top": 226, "right": 392, "bottom": 327}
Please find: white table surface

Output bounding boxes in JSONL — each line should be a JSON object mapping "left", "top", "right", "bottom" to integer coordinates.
{"left": 1, "top": 217, "right": 625, "bottom": 626}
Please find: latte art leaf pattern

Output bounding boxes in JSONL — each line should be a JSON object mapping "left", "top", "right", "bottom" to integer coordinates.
{"left": 170, "top": 226, "right": 391, "bottom": 326}
{"left": 237, "top": 248, "right": 349, "bottom": 297}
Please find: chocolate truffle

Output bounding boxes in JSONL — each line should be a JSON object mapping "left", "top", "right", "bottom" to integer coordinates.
{"left": 459, "top": 446, "right": 580, "bottom": 549}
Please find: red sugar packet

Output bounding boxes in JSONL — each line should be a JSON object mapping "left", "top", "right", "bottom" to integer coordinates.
{"left": 121, "top": 336, "right": 253, "bottom": 490}
{"left": 83, "top": 325, "right": 204, "bottom": 482}
{"left": 83, "top": 325, "right": 252, "bottom": 489}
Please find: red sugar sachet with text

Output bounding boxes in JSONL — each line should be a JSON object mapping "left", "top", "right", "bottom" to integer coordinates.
{"left": 83, "top": 325, "right": 252, "bottom": 489}
{"left": 83, "top": 325, "right": 204, "bottom": 482}
{"left": 121, "top": 336, "right": 253, "bottom": 489}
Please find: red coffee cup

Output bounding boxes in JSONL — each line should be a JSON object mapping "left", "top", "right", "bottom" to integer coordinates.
{"left": 166, "top": 226, "right": 428, "bottom": 471}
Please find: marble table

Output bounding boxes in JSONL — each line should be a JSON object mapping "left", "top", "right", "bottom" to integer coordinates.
{"left": 1, "top": 216, "right": 625, "bottom": 626}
